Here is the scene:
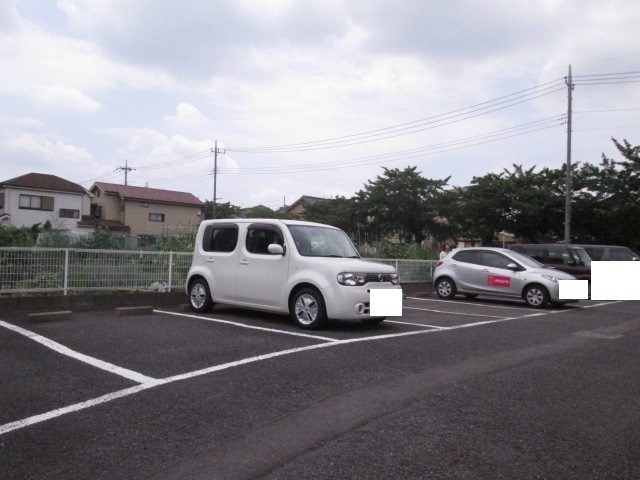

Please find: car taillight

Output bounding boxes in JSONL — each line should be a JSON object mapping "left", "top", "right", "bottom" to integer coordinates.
{"left": 436, "top": 260, "right": 444, "bottom": 267}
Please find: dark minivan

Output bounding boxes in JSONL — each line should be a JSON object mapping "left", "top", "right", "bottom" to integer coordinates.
{"left": 507, "top": 244, "right": 591, "bottom": 281}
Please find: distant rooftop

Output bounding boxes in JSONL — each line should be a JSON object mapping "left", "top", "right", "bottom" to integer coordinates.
{"left": 1, "top": 173, "right": 87, "bottom": 194}
{"left": 92, "top": 182, "right": 203, "bottom": 206}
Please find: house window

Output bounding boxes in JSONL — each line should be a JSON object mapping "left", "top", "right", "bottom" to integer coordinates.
{"left": 0, "top": 192, "right": 4, "bottom": 209}
{"left": 59, "top": 208, "right": 80, "bottom": 219}
{"left": 149, "top": 213, "right": 165, "bottom": 222}
{"left": 19, "top": 194, "right": 54, "bottom": 211}
{"left": 90, "top": 204, "right": 102, "bottom": 218}
{"left": 138, "top": 235, "right": 157, "bottom": 247}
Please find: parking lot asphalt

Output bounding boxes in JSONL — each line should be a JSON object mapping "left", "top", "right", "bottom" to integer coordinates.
{"left": 1, "top": 294, "right": 640, "bottom": 479}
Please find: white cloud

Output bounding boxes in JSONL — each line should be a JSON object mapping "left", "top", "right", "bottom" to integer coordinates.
{"left": 33, "top": 84, "right": 101, "bottom": 111}
{"left": 163, "top": 103, "right": 207, "bottom": 126}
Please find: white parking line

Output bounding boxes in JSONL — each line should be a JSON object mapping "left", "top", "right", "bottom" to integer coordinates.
{"left": 0, "top": 320, "right": 156, "bottom": 384}
{"left": 406, "top": 296, "right": 534, "bottom": 311}
{"left": 155, "top": 310, "right": 338, "bottom": 342}
{"left": 404, "top": 306, "right": 509, "bottom": 319}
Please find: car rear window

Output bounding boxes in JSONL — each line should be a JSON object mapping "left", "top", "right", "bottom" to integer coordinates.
{"left": 452, "top": 250, "right": 480, "bottom": 264}
{"left": 610, "top": 247, "right": 637, "bottom": 261}
{"left": 202, "top": 224, "right": 239, "bottom": 253}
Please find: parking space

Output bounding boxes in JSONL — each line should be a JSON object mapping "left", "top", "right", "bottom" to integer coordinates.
{"left": 0, "top": 295, "right": 598, "bottom": 437}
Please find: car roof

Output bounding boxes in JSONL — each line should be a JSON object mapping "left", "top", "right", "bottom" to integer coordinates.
{"left": 509, "top": 243, "right": 587, "bottom": 250}
{"left": 199, "top": 218, "right": 339, "bottom": 229}
{"left": 451, "top": 247, "right": 514, "bottom": 253}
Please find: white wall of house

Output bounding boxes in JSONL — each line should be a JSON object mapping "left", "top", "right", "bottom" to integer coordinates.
{"left": 0, "top": 186, "right": 91, "bottom": 232}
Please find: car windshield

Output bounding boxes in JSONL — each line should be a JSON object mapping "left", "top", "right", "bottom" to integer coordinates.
{"left": 287, "top": 225, "right": 360, "bottom": 258}
{"left": 507, "top": 250, "right": 545, "bottom": 268}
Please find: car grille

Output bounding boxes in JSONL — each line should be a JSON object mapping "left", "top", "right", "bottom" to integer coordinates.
{"left": 365, "top": 273, "right": 395, "bottom": 283}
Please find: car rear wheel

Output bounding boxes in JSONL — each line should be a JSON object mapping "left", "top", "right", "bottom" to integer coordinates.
{"left": 290, "top": 287, "right": 327, "bottom": 330}
{"left": 189, "top": 278, "right": 214, "bottom": 313}
{"left": 435, "top": 277, "right": 457, "bottom": 300}
{"left": 524, "top": 284, "right": 549, "bottom": 308}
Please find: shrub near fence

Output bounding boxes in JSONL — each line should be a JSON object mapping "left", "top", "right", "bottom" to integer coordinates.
{"left": 0, "top": 248, "right": 435, "bottom": 295}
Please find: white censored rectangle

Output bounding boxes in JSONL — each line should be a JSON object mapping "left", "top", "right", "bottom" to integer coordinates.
{"left": 370, "top": 289, "right": 403, "bottom": 316}
{"left": 559, "top": 280, "right": 589, "bottom": 299}
{"left": 591, "top": 261, "right": 640, "bottom": 300}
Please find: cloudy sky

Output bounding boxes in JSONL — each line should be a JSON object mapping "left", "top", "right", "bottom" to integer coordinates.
{"left": 2, "top": 1, "right": 639, "bottom": 210}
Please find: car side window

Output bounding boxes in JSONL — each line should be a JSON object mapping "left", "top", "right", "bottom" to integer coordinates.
{"left": 548, "top": 247, "right": 571, "bottom": 265}
{"left": 515, "top": 246, "right": 544, "bottom": 262}
{"left": 481, "top": 252, "right": 513, "bottom": 270}
{"left": 202, "top": 224, "right": 238, "bottom": 253}
{"left": 246, "top": 225, "right": 284, "bottom": 255}
{"left": 451, "top": 250, "right": 480, "bottom": 264}
{"left": 583, "top": 247, "right": 604, "bottom": 260}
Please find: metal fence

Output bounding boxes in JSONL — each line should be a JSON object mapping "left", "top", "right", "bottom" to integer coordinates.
{"left": 0, "top": 248, "right": 436, "bottom": 295}
{"left": 0, "top": 248, "right": 192, "bottom": 294}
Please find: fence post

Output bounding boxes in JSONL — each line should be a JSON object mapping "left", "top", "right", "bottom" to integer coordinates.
{"left": 168, "top": 252, "right": 174, "bottom": 292}
{"left": 63, "top": 249, "right": 69, "bottom": 295}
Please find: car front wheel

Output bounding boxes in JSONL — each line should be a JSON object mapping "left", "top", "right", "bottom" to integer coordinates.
{"left": 524, "top": 284, "right": 549, "bottom": 308}
{"left": 435, "top": 277, "right": 457, "bottom": 300}
{"left": 290, "top": 287, "right": 327, "bottom": 330}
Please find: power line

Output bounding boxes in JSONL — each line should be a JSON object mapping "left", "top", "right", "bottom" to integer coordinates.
{"left": 227, "top": 80, "right": 566, "bottom": 153}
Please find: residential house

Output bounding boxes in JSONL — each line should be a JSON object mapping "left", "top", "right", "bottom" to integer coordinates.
{"left": 0, "top": 173, "right": 93, "bottom": 234}
{"left": 283, "top": 195, "right": 324, "bottom": 216}
{"left": 89, "top": 182, "right": 204, "bottom": 246}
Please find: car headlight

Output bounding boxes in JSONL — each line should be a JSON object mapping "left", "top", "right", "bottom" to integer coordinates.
{"left": 337, "top": 272, "right": 367, "bottom": 286}
{"left": 541, "top": 274, "right": 559, "bottom": 283}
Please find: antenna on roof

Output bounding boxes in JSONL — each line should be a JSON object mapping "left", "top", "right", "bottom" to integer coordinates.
{"left": 116, "top": 159, "right": 136, "bottom": 185}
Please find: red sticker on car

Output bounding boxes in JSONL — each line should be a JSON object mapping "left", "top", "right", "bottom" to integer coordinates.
{"left": 488, "top": 275, "right": 511, "bottom": 287}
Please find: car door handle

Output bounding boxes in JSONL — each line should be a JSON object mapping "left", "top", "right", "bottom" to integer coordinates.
{"left": 480, "top": 268, "right": 489, "bottom": 272}
{"left": 239, "top": 259, "right": 249, "bottom": 265}
{"left": 206, "top": 258, "right": 215, "bottom": 263}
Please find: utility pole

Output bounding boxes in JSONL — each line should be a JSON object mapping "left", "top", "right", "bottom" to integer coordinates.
{"left": 117, "top": 159, "right": 135, "bottom": 185}
{"left": 564, "top": 65, "right": 574, "bottom": 244}
{"left": 211, "top": 142, "right": 225, "bottom": 217}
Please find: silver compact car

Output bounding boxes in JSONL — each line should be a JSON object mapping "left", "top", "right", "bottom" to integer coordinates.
{"left": 433, "top": 247, "right": 578, "bottom": 308}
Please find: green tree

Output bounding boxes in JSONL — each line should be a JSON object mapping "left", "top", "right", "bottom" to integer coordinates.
{"left": 357, "top": 166, "right": 450, "bottom": 244}
{"left": 301, "top": 196, "right": 365, "bottom": 240}
{"left": 582, "top": 138, "right": 640, "bottom": 249}
{"left": 450, "top": 173, "right": 510, "bottom": 246}
{"left": 501, "top": 165, "right": 565, "bottom": 242}
{"left": 202, "top": 201, "right": 241, "bottom": 219}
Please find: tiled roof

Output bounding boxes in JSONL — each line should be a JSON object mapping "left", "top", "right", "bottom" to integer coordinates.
{"left": 1, "top": 173, "right": 87, "bottom": 194}
{"left": 93, "top": 182, "right": 203, "bottom": 206}
{"left": 284, "top": 195, "right": 325, "bottom": 213}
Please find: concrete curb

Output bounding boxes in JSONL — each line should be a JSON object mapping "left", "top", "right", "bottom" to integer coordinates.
{"left": 116, "top": 306, "right": 155, "bottom": 316}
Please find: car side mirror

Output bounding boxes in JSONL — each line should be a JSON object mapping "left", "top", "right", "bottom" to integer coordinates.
{"left": 506, "top": 263, "right": 519, "bottom": 270}
{"left": 268, "top": 244, "right": 285, "bottom": 255}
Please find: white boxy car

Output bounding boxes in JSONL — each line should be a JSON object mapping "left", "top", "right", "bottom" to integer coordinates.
{"left": 186, "top": 219, "right": 401, "bottom": 329}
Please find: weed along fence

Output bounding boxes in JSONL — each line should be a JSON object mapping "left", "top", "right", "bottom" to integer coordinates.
{"left": 0, "top": 248, "right": 436, "bottom": 295}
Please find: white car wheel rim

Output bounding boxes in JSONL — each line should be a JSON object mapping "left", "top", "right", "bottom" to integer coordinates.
{"left": 295, "top": 294, "right": 318, "bottom": 325}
